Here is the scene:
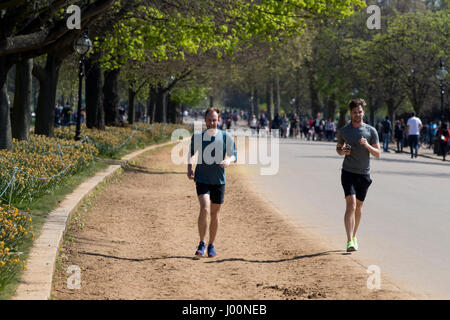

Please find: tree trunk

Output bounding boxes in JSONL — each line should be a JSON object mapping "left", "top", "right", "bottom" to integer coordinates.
{"left": 103, "top": 68, "right": 120, "bottom": 126}
{"left": 309, "top": 72, "right": 321, "bottom": 117}
{"left": 162, "top": 91, "right": 168, "bottom": 124}
{"left": 12, "top": 58, "right": 33, "bottom": 141}
{"left": 367, "top": 87, "right": 375, "bottom": 126}
{"left": 154, "top": 84, "right": 165, "bottom": 123}
{"left": 128, "top": 86, "right": 136, "bottom": 124}
{"left": 266, "top": 75, "right": 274, "bottom": 122}
{"left": 0, "top": 66, "right": 12, "bottom": 150}
{"left": 249, "top": 87, "right": 254, "bottom": 125}
{"left": 148, "top": 86, "right": 156, "bottom": 124}
{"left": 338, "top": 106, "right": 348, "bottom": 129}
{"left": 96, "top": 89, "right": 105, "bottom": 130}
{"left": 146, "top": 95, "right": 151, "bottom": 124}
{"left": 85, "top": 56, "right": 104, "bottom": 129}
{"left": 168, "top": 98, "right": 180, "bottom": 124}
{"left": 295, "top": 67, "right": 301, "bottom": 115}
{"left": 386, "top": 97, "right": 401, "bottom": 127}
{"left": 275, "top": 72, "right": 280, "bottom": 116}
{"left": 327, "top": 93, "right": 337, "bottom": 121}
{"left": 266, "top": 80, "right": 270, "bottom": 119}
{"left": 254, "top": 88, "right": 259, "bottom": 119}
{"left": 34, "top": 52, "right": 62, "bottom": 137}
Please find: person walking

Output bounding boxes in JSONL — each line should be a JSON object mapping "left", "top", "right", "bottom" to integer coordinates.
{"left": 250, "top": 114, "right": 258, "bottom": 135}
{"left": 430, "top": 121, "right": 438, "bottom": 149}
{"left": 188, "top": 107, "right": 237, "bottom": 258}
{"left": 259, "top": 113, "right": 268, "bottom": 135}
{"left": 394, "top": 120, "right": 405, "bottom": 153}
{"left": 336, "top": 98, "right": 381, "bottom": 252}
{"left": 436, "top": 122, "right": 450, "bottom": 161}
{"left": 325, "top": 118, "right": 336, "bottom": 142}
{"left": 406, "top": 111, "right": 423, "bottom": 159}
{"left": 290, "top": 114, "right": 299, "bottom": 139}
{"left": 382, "top": 116, "right": 392, "bottom": 152}
{"left": 313, "top": 113, "right": 323, "bottom": 141}
{"left": 280, "top": 114, "right": 289, "bottom": 138}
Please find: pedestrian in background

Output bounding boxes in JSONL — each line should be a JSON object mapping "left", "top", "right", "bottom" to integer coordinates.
{"left": 406, "top": 111, "right": 423, "bottom": 159}
{"left": 382, "top": 116, "right": 392, "bottom": 152}
{"left": 436, "top": 122, "right": 450, "bottom": 161}
{"left": 394, "top": 120, "right": 405, "bottom": 153}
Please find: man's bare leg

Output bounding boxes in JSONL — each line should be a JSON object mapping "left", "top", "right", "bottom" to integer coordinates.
{"left": 198, "top": 194, "right": 210, "bottom": 242}
{"left": 209, "top": 202, "right": 221, "bottom": 245}
{"left": 344, "top": 195, "right": 356, "bottom": 242}
{"left": 354, "top": 199, "right": 364, "bottom": 237}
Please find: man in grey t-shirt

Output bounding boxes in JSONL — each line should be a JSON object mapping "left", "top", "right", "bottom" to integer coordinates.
{"left": 336, "top": 98, "right": 381, "bottom": 252}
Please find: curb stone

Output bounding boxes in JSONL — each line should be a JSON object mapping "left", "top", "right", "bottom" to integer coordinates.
{"left": 12, "top": 139, "right": 178, "bottom": 300}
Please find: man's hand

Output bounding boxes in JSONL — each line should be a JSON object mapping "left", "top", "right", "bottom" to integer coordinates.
{"left": 337, "top": 143, "right": 351, "bottom": 156}
{"left": 187, "top": 165, "right": 194, "bottom": 180}
{"left": 359, "top": 136, "right": 369, "bottom": 147}
{"left": 220, "top": 158, "right": 231, "bottom": 168}
{"left": 364, "top": 140, "right": 381, "bottom": 159}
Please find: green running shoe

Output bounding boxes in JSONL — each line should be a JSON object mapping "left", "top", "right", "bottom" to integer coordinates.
{"left": 347, "top": 240, "right": 356, "bottom": 252}
{"left": 352, "top": 237, "right": 358, "bottom": 251}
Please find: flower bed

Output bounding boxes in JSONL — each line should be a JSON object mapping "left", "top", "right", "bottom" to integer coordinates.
{"left": 0, "top": 135, "right": 97, "bottom": 205}
{"left": 0, "top": 204, "right": 33, "bottom": 289}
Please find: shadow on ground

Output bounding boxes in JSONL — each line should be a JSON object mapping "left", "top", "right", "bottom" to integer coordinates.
{"left": 77, "top": 250, "right": 345, "bottom": 264}
{"left": 123, "top": 164, "right": 185, "bottom": 175}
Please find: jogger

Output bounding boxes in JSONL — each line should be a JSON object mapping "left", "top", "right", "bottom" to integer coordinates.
{"left": 336, "top": 99, "right": 381, "bottom": 252}
{"left": 188, "top": 107, "right": 237, "bottom": 258}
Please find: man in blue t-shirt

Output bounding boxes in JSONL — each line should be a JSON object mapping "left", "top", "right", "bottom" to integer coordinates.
{"left": 336, "top": 98, "right": 381, "bottom": 253}
{"left": 188, "top": 107, "right": 237, "bottom": 258}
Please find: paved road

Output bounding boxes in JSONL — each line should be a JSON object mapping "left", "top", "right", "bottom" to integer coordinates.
{"left": 246, "top": 138, "right": 450, "bottom": 299}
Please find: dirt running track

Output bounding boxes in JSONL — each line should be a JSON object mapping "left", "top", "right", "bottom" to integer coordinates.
{"left": 51, "top": 143, "right": 416, "bottom": 300}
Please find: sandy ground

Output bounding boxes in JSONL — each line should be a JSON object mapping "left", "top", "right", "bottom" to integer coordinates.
{"left": 51, "top": 143, "right": 417, "bottom": 300}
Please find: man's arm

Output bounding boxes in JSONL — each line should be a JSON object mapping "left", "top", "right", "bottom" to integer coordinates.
{"left": 187, "top": 136, "right": 196, "bottom": 179}
{"left": 336, "top": 143, "right": 346, "bottom": 156}
{"left": 220, "top": 155, "right": 236, "bottom": 168}
{"left": 359, "top": 137, "right": 381, "bottom": 158}
{"left": 221, "top": 133, "right": 237, "bottom": 168}
{"left": 187, "top": 155, "right": 195, "bottom": 179}
{"left": 335, "top": 130, "right": 347, "bottom": 156}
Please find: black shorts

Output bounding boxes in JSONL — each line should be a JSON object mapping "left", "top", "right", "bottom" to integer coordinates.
{"left": 341, "top": 169, "right": 372, "bottom": 202}
{"left": 196, "top": 183, "right": 225, "bottom": 204}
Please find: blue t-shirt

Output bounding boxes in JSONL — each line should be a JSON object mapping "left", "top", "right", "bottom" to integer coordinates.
{"left": 190, "top": 129, "right": 237, "bottom": 185}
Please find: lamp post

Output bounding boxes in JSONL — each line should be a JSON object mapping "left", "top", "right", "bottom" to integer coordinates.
{"left": 435, "top": 59, "right": 448, "bottom": 123}
{"left": 290, "top": 97, "right": 296, "bottom": 114}
{"left": 73, "top": 32, "right": 92, "bottom": 140}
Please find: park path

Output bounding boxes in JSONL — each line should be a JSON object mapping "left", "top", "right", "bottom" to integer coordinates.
{"left": 51, "top": 142, "right": 416, "bottom": 300}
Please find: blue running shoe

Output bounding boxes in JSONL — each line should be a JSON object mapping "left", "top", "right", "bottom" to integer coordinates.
{"left": 207, "top": 244, "right": 217, "bottom": 258}
{"left": 195, "top": 241, "right": 206, "bottom": 257}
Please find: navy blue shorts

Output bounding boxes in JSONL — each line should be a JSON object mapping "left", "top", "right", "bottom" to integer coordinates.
{"left": 341, "top": 169, "right": 372, "bottom": 202}
{"left": 196, "top": 183, "right": 225, "bottom": 204}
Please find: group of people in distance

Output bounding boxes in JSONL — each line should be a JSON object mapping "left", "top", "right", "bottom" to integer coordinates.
{"left": 379, "top": 113, "right": 449, "bottom": 161}
{"left": 249, "top": 112, "right": 337, "bottom": 142}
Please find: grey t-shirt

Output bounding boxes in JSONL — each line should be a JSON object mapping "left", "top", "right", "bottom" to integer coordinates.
{"left": 337, "top": 123, "right": 379, "bottom": 175}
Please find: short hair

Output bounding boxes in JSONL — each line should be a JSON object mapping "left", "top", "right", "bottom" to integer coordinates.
{"left": 411, "top": 111, "right": 416, "bottom": 117}
{"left": 205, "top": 107, "right": 220, "bottom": 119}
{"left": 348, "top": 98, "right": 367, "bottom": 112}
